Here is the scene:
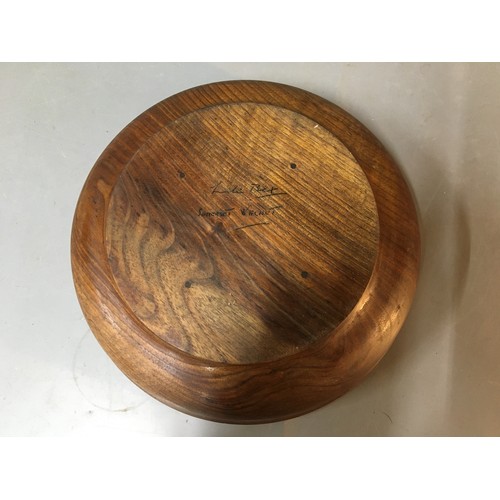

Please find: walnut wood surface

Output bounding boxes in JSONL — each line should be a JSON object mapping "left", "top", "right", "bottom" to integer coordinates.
{"left": 71, "top": 81, "right": 420, "bottom": 423}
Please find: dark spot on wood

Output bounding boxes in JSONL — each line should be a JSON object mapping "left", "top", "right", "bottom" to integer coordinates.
{"left": 290, "top": 162, "right": 297, "bottom": 169}
{"left": 184, "top": 280, "right": 192, "bottom": 288}
{"left": 301, "top": 271, "right": 309, "bottom": 278}
{"left": 179, "top": 171, "right": 186, "bottom": 179}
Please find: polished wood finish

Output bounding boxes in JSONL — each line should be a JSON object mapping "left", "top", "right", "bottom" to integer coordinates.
{"left": 71, "top": 81, "right": 420, "bottom": 423}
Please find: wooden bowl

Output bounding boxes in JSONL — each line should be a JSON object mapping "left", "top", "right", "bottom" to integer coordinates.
{"left": 71, "top": 81, "right": 420, "bottom": 423}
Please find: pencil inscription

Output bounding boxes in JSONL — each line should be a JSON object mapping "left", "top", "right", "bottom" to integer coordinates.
{"left": 199, "top": 180, "right": 288, "bottom": 230}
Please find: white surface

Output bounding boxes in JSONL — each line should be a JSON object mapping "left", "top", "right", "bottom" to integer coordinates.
{"left": 1, "top": 62, "right": 499, "bottom": 436}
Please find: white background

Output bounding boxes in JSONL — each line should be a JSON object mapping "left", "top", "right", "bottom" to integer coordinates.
{"left": 1, "top": 62, "right": 499, "bottom": 437}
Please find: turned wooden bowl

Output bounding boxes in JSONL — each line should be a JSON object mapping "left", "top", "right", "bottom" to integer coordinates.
{"left": 71, "top": 81, "right": 420, "bottom": 423}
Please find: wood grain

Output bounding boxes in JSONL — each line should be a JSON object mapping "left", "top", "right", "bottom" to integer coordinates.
{"left": 71, "top": 81, "right": 420, "bottom": 423}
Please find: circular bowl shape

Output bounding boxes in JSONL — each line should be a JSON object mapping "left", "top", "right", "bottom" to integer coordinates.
{"left": 71, "top": 81, "right": 420, "bottom": 424}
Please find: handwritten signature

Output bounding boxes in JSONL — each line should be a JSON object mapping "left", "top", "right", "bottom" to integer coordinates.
{"left": 204, "top": 180, "right": 287, "bottom": 231}
{"left": 198, "top": 207, "right": 234, "bottom": 217}
{"left": 211, "top": 181, "right": 287, "bottom": 198}
{"left": 198, "top": 205, "right": 282, "bottom": 218}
